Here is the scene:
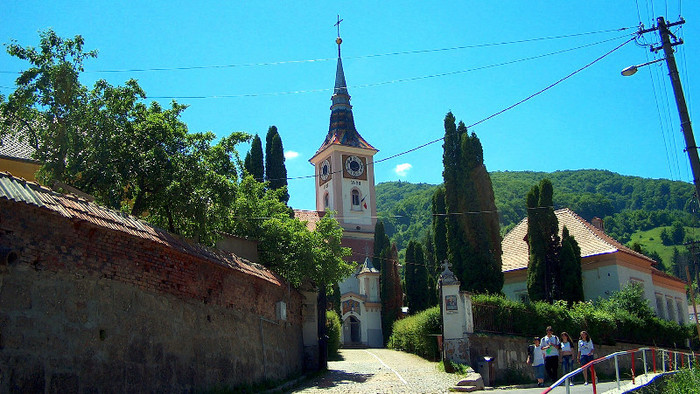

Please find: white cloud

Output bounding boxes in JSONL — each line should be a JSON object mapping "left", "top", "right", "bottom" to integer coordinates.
{"left": 284, "top": 150, "right": 300, "bottom": 160}
{"left": 394, "top": 163, "right": 413, "bottom": 177}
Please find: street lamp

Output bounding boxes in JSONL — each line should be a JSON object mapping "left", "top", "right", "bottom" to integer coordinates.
{"left": 620, "top": 58, "right": 665, "bottom": 76}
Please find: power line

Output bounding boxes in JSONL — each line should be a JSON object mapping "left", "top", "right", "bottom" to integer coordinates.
{"left": 144, "top": 35, "right": 632, "bottom": 100}
{"left": 0, "top": 26, "right": 635, "bottom": 75}
{"left": 278, "top": 36, "right": 635, "bottom": 184}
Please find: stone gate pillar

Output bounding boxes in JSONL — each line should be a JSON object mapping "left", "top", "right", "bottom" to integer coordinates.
{"left": 440, "top": 262, "right": 471, "bottom": 364}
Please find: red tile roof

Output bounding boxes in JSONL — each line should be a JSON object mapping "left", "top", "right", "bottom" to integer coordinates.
{"left": 502, "top": 208, "right": 655, "bottom": 272}
{"left": 294, "top": 209, "right": 326, "bottom": 231}
{"left": 0, "top": 172, "right": 282, "bottom": 285}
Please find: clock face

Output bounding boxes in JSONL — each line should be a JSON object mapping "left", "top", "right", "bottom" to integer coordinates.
{"left": 345, "top": 155, "right": 365, "bottom": 177}
{"left": 320, "top": 159, "right": 331, "bottom": 181}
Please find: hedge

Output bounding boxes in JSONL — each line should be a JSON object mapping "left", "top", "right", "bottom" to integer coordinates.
{"left": 387, "top": 306, "right": 441, "bottom": 360}
{"left": 472, "top": 294, "right": 693, "bottom": 347}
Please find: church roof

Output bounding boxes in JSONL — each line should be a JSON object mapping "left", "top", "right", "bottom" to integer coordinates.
{"left": 501, "top": 208, "right": 655, "bottom": 272}
{"left": 312, "top": 38, "right": 377, "bottom": 159}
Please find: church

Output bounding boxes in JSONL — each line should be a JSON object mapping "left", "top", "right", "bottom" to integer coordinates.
{"left": 295, "top": 32, "right": 384, "bottom": 348}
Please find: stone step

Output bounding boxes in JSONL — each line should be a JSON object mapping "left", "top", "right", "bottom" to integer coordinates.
{"left": 452, "top": 385, "right": 478, "bottom": 392}
{"left": 456, "top": 372, "right": 484, "bottom": 389}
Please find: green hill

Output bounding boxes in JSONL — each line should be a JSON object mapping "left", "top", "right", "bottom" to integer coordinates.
{"left": 376, "top": 169, "right": 699, "bottom": 271}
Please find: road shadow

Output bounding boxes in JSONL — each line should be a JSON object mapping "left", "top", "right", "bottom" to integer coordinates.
{"left": 291, "top": 370, "right": 374, "bottom": 391}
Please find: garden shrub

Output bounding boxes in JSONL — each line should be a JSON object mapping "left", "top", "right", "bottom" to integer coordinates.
{"left": 471, "top": 288, "right": 692, "bottom": 347}
{"left": 387, "top": 306, "right": 441, "bottom": 360}
{"left": 326, "top": 310, "right": 341, "bottom": 357}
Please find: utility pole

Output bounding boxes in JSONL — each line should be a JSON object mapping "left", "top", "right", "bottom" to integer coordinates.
{"left": 637, "top": 17, "right": 700, "bottom": 204}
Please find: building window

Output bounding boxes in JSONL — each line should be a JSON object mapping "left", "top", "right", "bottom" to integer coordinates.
{"left": 351, "top": 189, "right": 361, "bottom": 210}
{"left": 655, "top": 294, "right": 665, "bottom": 318}
{"left": 324, "top": 193, "right": 330, "bottom": 209}
{"left": 676, "top": 299, "right": 685, "bottom": 324}
{"left": 666, "top": 297, "right": 676, "bottom": 322}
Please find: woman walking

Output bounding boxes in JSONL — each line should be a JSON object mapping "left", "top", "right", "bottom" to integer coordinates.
{"left": 560, "top": 332, "right": 574, "bottom": 384}
{"left": 578, "top": 331, "right": 595, "bottom": 385}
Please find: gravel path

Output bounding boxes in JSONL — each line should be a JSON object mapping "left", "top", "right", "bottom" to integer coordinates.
{"left": 291, "top": 348, "right": 460, "bottom": 393}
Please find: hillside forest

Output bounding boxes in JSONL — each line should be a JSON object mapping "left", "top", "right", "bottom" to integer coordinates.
{"left": 376, "top": 169, "right": 700, "bottom": 276}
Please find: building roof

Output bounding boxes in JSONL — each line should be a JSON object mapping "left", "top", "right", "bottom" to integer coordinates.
{"left": 311, "top": 39, "right": 376, "bottom": 160}
{"left": 294, "top": 209, "right": 326, "bottom": 231}
{"left": 0, "top": 133, "right": 38, "bottom": 163}
{"left": 501, "top": 208, "right": 655, "bottom": 272}
{"left": 358, "top": 256, "right": 379, "bottom": 275}
{"left": 0, "top": 171, "right": 282, "bottom": 285}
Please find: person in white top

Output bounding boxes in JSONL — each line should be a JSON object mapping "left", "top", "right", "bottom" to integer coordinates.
{"left": 560, "top": 332, "right": 574, "bottom": 385}
{"left": 578, "top": 330, "right": 595, "bottom": 385}
{"left": 541, "top": 326, "right": 560, "bottom": 383}
{"left": 527, "top": 337, "right": 546, "bottom": 387}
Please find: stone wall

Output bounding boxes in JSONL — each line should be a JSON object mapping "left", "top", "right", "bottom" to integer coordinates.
{"left": 469, "top": 333, "right": 681, "bottom": 384}
{"left": 0, "top": 198, "right": 307, "bottom": 392}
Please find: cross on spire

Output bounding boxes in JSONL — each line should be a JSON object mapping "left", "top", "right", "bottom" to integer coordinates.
{"left": 441, "top": 259, "right": 452, "bottom": 273}
{"left": 334, "top": 15, "right": 343, "bottom": 38}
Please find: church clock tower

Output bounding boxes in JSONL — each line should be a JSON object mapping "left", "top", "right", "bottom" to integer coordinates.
{"left": 309, "top": 32, "right": 378, "bottom": 261}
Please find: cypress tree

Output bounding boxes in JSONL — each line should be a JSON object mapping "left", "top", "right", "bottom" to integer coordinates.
{"left": 423, "top": 232, "right": 439, "bottom": 307}
{"left": 381, "top": 244, "right": 403, "bottom": 344}
{"left": 560, "top": 226, "right": 584, "bottom": 304}
{"left": 265, "top": 126, "right": 289, "bottom": 204}
{"left": 405, "top": 241, "right": 417, "bottom": 313}
{"left": 526, "top": 179, "right": 562, "bottom": 303}
{"left": 432, "top": 186, "right": 448, "bottom": 268}
{"left": 373, "top": 220, "right": 390, "bottom": 272}
{"left": 244, "top": 134, "right": 264, "bottom": 182}
{"left": 412, "top": 242, "right": 429, "bottom": 313}
{"left": 441, "top": 112, "right": 503, "bottom": 293}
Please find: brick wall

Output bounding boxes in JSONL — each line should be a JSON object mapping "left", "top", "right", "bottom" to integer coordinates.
{"left": 0, "top": 198, "right": 306, "bottom": 392}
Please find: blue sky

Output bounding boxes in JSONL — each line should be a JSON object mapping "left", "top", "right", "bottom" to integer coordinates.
{"left": 1, "top": 1, "right": 698, "bottom": 210}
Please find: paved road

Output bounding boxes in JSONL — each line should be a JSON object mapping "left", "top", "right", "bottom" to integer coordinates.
{"left": 290, "top": 349, "right": 661, "bottom": 394}
{"left": 291, "top": 348, "right": 460, "bottom": 393}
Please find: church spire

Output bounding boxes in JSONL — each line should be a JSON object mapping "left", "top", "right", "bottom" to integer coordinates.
{"left": 332, "top": 16, "right": 350, "bottom": 108}
{"left": 310, "top": 17, "right": 377, "bottom": 159}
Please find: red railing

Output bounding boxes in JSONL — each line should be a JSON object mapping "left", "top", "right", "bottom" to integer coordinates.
{"left": 541, "top": 347, "right": 697, "bottom": 394}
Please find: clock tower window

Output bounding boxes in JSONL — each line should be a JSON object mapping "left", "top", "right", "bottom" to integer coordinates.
{"left": 351, "top": 189, "right": 361, "bottom": 210}
{"left": 324, "top": 192, "right": 330, "bottom": 209}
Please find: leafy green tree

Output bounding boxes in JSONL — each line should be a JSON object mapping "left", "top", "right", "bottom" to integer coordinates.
{"left": 660, "top": 228, "right": 673, "bottom": 246}
{"left": 265, "top": 126, "right": 289, "bottom": 203}
{"left": 244, "top": 134, "right": 264, "bottom": 181}
{"left": 526, "top": 179, "right": 562, "bottom": 302}
{"left": 671, "top": 221, "right": 686, "bottom": 245}
{"left": 559, "top": 226, "right": 583, "bottom": 304}
{"left": 441, "top": 112, "right": 503, "bottom": 293}
{"left": 598, "top": 282, "right": 654, "bottom": 321}
{"left": 1, "top": 29, "right": 96, "bottom": 183}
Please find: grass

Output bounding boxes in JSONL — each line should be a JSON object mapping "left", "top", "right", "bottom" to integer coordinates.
{"left": 628, "top": 226, "right": 700, "bottom": 269}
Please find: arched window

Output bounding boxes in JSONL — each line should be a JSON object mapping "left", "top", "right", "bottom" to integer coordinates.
{"left": 323, "top": 193, "right": 330, "bottom": 210}
{"left": 351, "top": 189, "right": 361, "bottom": 210}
